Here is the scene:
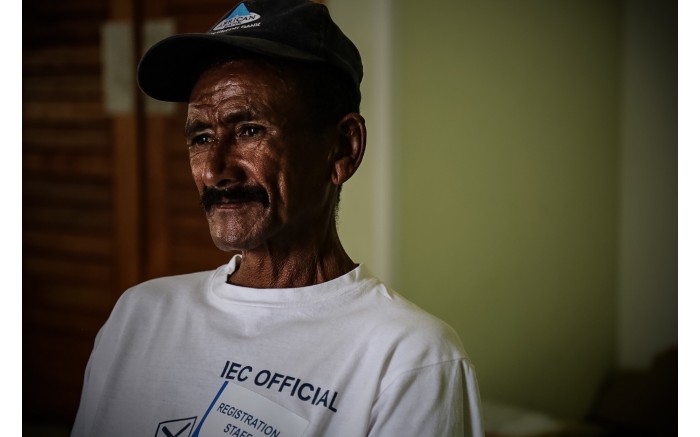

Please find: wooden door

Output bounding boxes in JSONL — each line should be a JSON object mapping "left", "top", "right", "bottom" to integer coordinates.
{"left": 23, "top": 0, "right": 235, "bottom": 428}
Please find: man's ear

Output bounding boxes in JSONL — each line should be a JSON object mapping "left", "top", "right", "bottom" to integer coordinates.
{"left": 331, "top": 113, "right": 366, "bottom": 186}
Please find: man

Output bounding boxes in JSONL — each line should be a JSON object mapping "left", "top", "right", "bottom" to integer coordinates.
{"left": 72, "top": 1, "right": 483, "bottom": 436}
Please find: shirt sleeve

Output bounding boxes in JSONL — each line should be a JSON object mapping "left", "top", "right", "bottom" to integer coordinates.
{"left": 367, "top": 359, "right": 484, "bottom": 437}
{"left": 70, "top": 336, "right": 98, "bottom": 437}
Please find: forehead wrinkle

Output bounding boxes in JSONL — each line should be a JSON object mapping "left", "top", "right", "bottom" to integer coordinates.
{"left": 187, "top": 60, "right": 307, "bottom": 134}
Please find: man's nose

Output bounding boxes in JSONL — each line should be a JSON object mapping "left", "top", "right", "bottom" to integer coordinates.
{"left": 200, "top": 141, "right": 246, "bottom": 188}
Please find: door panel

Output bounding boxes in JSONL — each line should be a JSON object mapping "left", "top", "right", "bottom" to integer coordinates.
{"left": 23, "top": 0, "right": 236, "bottom": 427}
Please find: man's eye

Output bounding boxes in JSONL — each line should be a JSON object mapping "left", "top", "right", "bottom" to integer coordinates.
{"left": 239, "top": 125, "right": 264, "bottom": 137}
{"left": 191, "top": 134, "right": 212, "bottom": 146}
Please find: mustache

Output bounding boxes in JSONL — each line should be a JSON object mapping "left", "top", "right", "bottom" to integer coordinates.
{"left": 200, "top": 185, "right": 270, "bottom": 212}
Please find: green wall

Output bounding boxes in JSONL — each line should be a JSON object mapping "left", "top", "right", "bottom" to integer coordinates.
{"left": 616, "top": 0, "right": 677, "bottom": 370}
{"left": 393, "top": 1, "right": 621, "bottom": 418}
{"left": 330, "top": 0, "right": 390, "bottom": 282}
{"left": 328, "top": 0, "right": 679, "bottom": 421}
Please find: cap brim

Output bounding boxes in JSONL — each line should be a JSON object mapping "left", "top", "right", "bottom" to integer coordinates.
{"left": 137, "top": 33, "right": 324, "bottom": 102}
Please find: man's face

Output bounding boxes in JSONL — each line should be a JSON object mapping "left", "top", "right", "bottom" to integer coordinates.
{"left": 186, "top": 59, "right": 336, "bottom": 252}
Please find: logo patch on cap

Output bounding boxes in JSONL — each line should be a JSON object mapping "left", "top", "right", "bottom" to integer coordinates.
{"left": 212, "top": 3, "right": 261, "bottom": 32}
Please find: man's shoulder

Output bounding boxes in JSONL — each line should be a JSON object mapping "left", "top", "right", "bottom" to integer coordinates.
{"left": 132, "top": 269, "right": 216, "bottom": 291}
{"left": 112, "top": 268, "right": 219, "bottom": 314}
{"left": 387, "top": 296, "right": 464, "bottom": 347}
{"left": 127, "top": 269, "right": 214, "bottom": 294}
{"left": 354, "top": 278, "right": 468, "bottom": 362}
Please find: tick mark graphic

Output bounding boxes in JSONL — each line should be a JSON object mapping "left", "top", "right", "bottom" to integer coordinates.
{"left": 161, "top": 422, "right": 191, "bottom": 437}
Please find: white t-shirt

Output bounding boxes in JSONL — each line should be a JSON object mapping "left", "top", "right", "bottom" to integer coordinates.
{"left": 72, "top": 259, "right": 483, "bottom": 437}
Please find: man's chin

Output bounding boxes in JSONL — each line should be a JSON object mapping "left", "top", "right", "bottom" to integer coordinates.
{"left": 208, "top": 224, "right": 267, "bottom": 252}
{"left": 210, "top": 236, "right": 254, "bottom": 252}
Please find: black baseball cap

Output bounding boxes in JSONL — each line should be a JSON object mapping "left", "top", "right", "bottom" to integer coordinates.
{"left": 137, "top": 0, "right": 363, "bottom": 102}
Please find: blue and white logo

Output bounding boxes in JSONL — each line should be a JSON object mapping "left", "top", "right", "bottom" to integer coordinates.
{"left": 212, "top": 3, "right": 261, "bottom": 32}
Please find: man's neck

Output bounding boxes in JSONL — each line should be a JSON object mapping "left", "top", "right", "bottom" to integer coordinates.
{"left": 226, "top": 232, "right": 356, "bottom": 289}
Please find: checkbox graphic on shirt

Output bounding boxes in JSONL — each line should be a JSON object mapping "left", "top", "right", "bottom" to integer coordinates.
{"left": 155, "top": 417, "right": 197, "bottom": 437}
